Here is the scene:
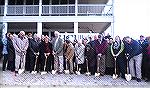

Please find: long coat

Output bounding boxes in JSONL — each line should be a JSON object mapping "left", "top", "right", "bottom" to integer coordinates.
{"left": 7, "top": 37, "right": 15, "bottom": 61}
{"left": 7, "top": 37, "right": 15, "bottom": 71}
{"left": 74, "top": 43, "right": 85, "bottom": 64}
{"left": 84, "top": 44, "right": 96, "bottom": 67}
{"left": 64, "top": 43, "right": 74, "bottom": 61}
{"left": 105, "top": 44, "right": 114, "bottom": 68}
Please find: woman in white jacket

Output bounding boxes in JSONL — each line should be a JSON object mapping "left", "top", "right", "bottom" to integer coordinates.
{"left": 75, "top": 40, "right": 85, "bottom": 74}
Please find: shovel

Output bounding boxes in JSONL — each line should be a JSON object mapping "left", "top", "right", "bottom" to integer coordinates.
{"left": 75, "top": 63, "right": 81, "bottom": 75}
{"left": 125, "top": 53, "right": 132, "bottom": 81}
{"left": 18, "top": 52, "right": 25, "bottom": 74}
{"left": 95, "top": 55, "right": 100, "bottom": 77}
{"left": 41, "top": 53, "right": 49, "bottom": 75}
{"left": 113, "top": 56, "right": 118, "bottom": 79}
{"left": 64, "top": 58, "right": 70, "bottom": 74}
{"left": 31, "top": 52, "right": 39, "bottom": 74}
{"left": 51, "top": 53, "right": 57, "bottom": 74}
{"left": 85, "top": 58, "right": 91, "bottom": 76}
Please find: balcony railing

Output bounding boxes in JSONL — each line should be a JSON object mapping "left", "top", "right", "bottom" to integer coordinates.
{"left": 78, "top": 4, "right": 112, "bottom": 16}
{"left": 0, "top": 5, "right": 4, "bottom": 16}
{"left": 42, "top": 4, "right": 75, "bottom": 15}
{"left": 5, "top": 4, "right": 112, "bottom": 16}
{"left": 7, "top": 5, "right": 39, "bottom": 15}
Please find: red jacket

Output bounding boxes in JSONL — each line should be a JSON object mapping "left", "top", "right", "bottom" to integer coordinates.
{"left": 94, "top": 39, "right": 108, "bottom": 55}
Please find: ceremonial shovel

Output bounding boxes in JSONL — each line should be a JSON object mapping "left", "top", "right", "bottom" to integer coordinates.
{"left": 64, "top": 59, "right": 69, "bottom": 74}
{"left": 85, "top": 58, "right": 90, "bottom": 76}
{"left": 125, "top": 54, "right": 132, "bottom": 81}
{"left": 51, "top": 53, "right": 57, "bottom": 74}
{"left": 41, "top": 53, "right": 49, "bottom": 75}
{"left": 95, "top": 55, "right": 101, "bottom": 77}
{"left": 113, "top": 56, "right": 118, "bottom": 79}
{"left": 75, "top": 63, "right": 81, "bottom": 75}
{"left": 18, "top": 52, "right": 25, "bottom": 74}
{"left": 31, "top": 52, "right": 39, "bottom": 74}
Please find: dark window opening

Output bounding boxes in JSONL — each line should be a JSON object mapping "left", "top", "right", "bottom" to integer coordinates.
{"left": 0, "top": 0, "right": 4, "bottom": 5}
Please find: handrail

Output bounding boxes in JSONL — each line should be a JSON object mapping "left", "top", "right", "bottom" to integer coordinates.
{"left": 0, "top": 5, "right": 4, "bottom": 15}
{"left": 5, "top": 4, "right": 112, "bottom": 16}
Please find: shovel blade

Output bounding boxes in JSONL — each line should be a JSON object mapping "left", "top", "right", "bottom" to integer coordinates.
{"left": 31, "top": 71, "right": 37, "bottom": 74}
{"left": 113, "top": 74, "right": 118, "bottom": 79}
{"left": 86, "top": 72, "right": 91, "bottom": 76}
{"left": 64, "top": 70, "right": 70, "bottom": 74}
{"left": 41, "top": 71, "right": 47, "bottom": 75}
{"left": 125, "top": 74, "right": 132, "bottom": 81}
{"left": 52, "top": 70, "right": 56, "bottom": 74}
{"left": 18, "top": 69, "right": 24, "bottom": 74}
{"left": 95, "top": 73, "right": 100, "bottom": 77}
{"left": 75, "top": 71, "right": 81, "bottom": 75}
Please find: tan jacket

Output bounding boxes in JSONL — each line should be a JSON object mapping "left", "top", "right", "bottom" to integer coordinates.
{"left": 65, "top": 43, "right": 74, "bottom": 61}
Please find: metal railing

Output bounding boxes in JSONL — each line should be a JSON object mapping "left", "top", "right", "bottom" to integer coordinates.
{"left": 42, "top": 4, "right": 75, "bottom": 15}
{"left": 5, "top": 4, "right": 112, "bottom": 16}
{"left": 7, "top": 5, "right": 39, "bottom": 15}
{"left": 78, "top": 4, "right": 112, "bottom": 16}
{"left": 0, "top": 5, "right": 4, "bottom": 15}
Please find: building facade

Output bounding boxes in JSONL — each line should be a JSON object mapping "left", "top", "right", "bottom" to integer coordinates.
{"left": 0, "top": 0, "right": 113, "bottom": 40}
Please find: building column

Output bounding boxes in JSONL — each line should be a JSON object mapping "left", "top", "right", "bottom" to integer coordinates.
{"left": 2, "top": 22, "right": 8, "bottom": 38}
{"left": 75, "top": 0, "right": 78, "bottom": 16}
{"left": 37, "top": 22, "right": 42, "bottom": 36}
{"left": 74, "top": 22, "right": 78, "bottom": 34}
{"left": 4, "top": 0, "right": 8, "bottom": 16}
{"left": 39, "top": 0, "right": 42, "bottom": 16}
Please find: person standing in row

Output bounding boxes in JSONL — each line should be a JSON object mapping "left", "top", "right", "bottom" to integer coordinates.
{"left": 111, "top": 36, "right": 126, "bottom": 79}
{"left": 75, "top": 40, "right": 85, "bottom": 74}
{"left": 138, "top": 35, "right": 149, "bottom": 79}
{"left": 94, "top": 33, "right": 108, "bottom": 76}
{"left": 13, "top": 31, "right": 29, "bottom": 75}
{"left": 7, "top": 33, "right": 15, "bottom": 72}
{"left": 26, "top": 33, "right": 40, "bottom": 73}
{"left": 84, "top": 44, "right": 96, "bottom": 75}
{"left": 105, "top": 38, "right": 114, "bottom": 75}
{"left": 2, "top": 33, "right": 9, "bottom": 71}
{"left": 64, "top": 40, "right": 74, "bottom": 74}
{"left": 40, "top": 36, "right": 53, "bottom": 73}
{"left": 52, "top": 31, "right": 64, "bottom": 74}
{"left": 124, "top": 36, "right": 142, "bottom": 82}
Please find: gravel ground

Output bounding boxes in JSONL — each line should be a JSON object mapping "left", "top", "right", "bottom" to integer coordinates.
{"left": 0, "top": 60, "right": 150, "bottom": 88}
{"left": 1, "top": 71, "right": 150, "bottom": 86}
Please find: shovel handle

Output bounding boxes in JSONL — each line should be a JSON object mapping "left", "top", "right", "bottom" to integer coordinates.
{"left": 114, "top": 56, "right": 117, "bottom": 75}
{"left": 33, "top": 53, "right": 39, "bottom": 71}
{"left": 86, "top": 59, "right": 89, "bottom": 73}
{"left": 44, "top": 53, "right": 49, "bottom": 71}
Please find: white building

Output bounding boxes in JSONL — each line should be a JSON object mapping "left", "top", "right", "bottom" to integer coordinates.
{"left": 0, "top": 0, "right": 114, "bottom": 40}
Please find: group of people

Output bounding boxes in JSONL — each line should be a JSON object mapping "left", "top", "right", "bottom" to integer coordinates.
{"left": 1, "top": 31, "right": 150, "bottom": 82}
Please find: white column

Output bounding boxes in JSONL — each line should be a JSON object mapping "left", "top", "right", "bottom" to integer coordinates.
{"left": 74, "top": 22, "right": 78, "bottom": 34}
{"left": 39, "top": 0, "right": 42, "bottom": 16}
{"left": 75, "top": 0, "right": 78, "bottom": 16}
{"left": 37, "top": 22, "right": 42, "bottom": 36}
{"left": 4, "top": 0, "right": 8, "bottom": 16}
{"left": 2, "top": 22, "right": 8, "bottom": 38}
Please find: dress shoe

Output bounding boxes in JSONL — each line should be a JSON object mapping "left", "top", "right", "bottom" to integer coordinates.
{"left": 136, "top": 78, "right": 142, "bottom": 82}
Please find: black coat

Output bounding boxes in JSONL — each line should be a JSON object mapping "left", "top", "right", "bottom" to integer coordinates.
{"left": 85, "top": 44, "right": 96, "bottom": 67}
{"left": 7, "top": 38, "right": 15, "bottom": 61}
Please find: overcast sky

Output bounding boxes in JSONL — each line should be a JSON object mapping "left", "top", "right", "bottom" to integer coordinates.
{"left": 113, "top": 0, "right": 150, "bottom": 39}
